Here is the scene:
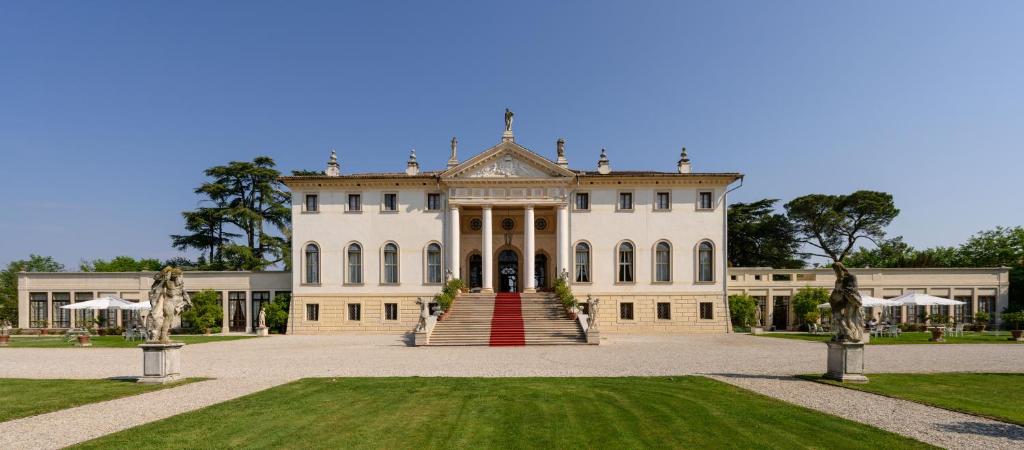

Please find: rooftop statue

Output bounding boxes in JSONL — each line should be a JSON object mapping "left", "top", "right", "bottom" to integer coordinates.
{"left": 829, "top": 262, "right": 864, "bottom": 343}
{"left": 504, "top": 108, "right": 514, "bottom": 132}
{"left": 145, "top": 267, "right": 191, "bottom": 344}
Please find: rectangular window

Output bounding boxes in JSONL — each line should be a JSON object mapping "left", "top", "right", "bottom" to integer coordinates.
{"left": 348, "top": 303, "right": 362, "bottom": 321}
{"left": 304, "top": 194, "right": 318, "bottom": 212}
{"left": 698, "top": 191, "right": 713, "bottom": 210}
{"left": 348, "top": 194, "right": 362, "bottom": 212}
{"left": 306, "top": 304, "right": 319, "bottom": 321}
{"left": 384, "top": 303, "right": 399, "bottom": 321}
{"left": 575, "top": 192, "right": 590, "bottom": 210}
{"left": 654, "top": 192, "right": 671, "bottom": 210}
{"left": 699, "top": 302, "right": 714, "bottom": 320}
{"left": 52, "top": 292, "right": 71, "bottom": 328}
{"left": 617, "top": 192, "right": 633, "bottom": 211}
{"left": 657, "top": 302, "right": 672, "bottom": 320}
{"left": 252, "top": 291, "right": 271, "bottom": 330}
{"left": 29, "top": 292, "right": 47, "bottom": 328}
{"left": 978, "top": 296, "right": 996, "bottom": 323}
{"left": 97, "top": 292, "right": 117, "bottom": 328}
{"left": 383, "top": 193, "right": 398, "bottom": 212}
{"left": 74, "top": 292, "right": 94, "bottom": 327}
{"left": 426, "top": 193, "right": 441, "bottom": 211}
{"left": 954, "top": 296, "right": 972, "bottom": 323}
{"left": 619, "top": 302, "right": 634, "bottom": 320}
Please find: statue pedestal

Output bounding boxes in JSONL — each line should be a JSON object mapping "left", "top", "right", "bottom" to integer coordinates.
{"left": 586, "top": 330, "right": 601, "bottom": 345}
{"left": 825, "top": 342, "right": 868, "bottom": 383}
{"left": 414, "top": 331, "right": 429, "bottom": 346}
{"left": 502, "top": 130, "right": 514, "bottom": 142}
{"left": 256, "top": 327, "right": 269, "bottom": 337}
{"left": 751, "top": 327, "right": 765, "bottom": 335}
{"left": 138, "top": 343, "right": 185, "bottom": 384}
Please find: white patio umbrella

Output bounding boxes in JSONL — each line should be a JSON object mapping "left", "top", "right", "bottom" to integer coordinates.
{"left": 817, "top": 295, "right": 893, "bottom": 309}
{"left": 60, "top": 297, "right": 150, "bottom": 310}
{"left": 888, "top": 292, "right": 966, "bottom": 307}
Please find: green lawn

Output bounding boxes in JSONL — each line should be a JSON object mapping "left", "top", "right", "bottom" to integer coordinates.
{"left": 806, "top": 373, "right": 1024, "bottom": 426}
{"left": 75, "top": 377, "right": 932, "bottom": 449}
{"left": 759, "top": 331, "right": 1021, "bottom": 345}
{"left": 0, "top": 378, "right": 201, "bottom": 422}
{"left": 4, "top": 335, "right": 255, "bottom": 348}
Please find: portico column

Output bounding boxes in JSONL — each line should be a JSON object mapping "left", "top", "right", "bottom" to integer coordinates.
{"left": 556, "top": 204, "right": 569, "bottom": 278}
{"left": 449, "top": 205, "right": 461, "bottom": 280}
{"left": 481, "top": 205, "right": 494, "bottom": 293}
{"left": 524, "top": 205, "right": 536, "bottom": 293}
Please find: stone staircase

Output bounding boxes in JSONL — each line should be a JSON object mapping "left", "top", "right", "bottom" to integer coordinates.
{"left": 429, "top": 292, "right": 586, "bottom": 346}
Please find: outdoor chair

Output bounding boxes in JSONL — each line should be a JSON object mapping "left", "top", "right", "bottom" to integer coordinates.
{"left": 950, "top": 323, "right": 965, "bottom": 337}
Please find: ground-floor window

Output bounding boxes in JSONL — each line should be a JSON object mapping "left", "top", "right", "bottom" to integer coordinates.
{"left": 935, "top": 305, "right": 950, "bottom": 320}
{"left": 52, "top": 292, "right": 71, "bottom": 328}
{"left": 348, "top": 304, "right": 362, "bottom": 321}
{"left": 619, "top": 302, "right": 634, "bottom": 320}
{"left": 229, "top": 291, "right": 247, "bottom": 332}
{"left": 978, "top": 296, "right": 996, "bottom": 323}
{"left": 29, "top": 293, "right": 47, "bottom": 328}
{"left": 97, "top": 292, "right": 117, "bottom": 329}
{"left": 699, "top": 302, "right": 714, "bottom": 320}
{"left": 656, "top": 302, "right": 671, "bottom": 320}
{"left": 252, "top": 291, "right": 271, "bottom": 330}
{"left": 772, "top": 296, "right": 788, "bottom": 330}
{"left": 384, "top": 303, "right": 398, "bottom": 321}
{"left": 306, "top": 304, "right": 320, "bottom": 321}
{"left": 74, "top": 292, "right": 94, "bottom": 327}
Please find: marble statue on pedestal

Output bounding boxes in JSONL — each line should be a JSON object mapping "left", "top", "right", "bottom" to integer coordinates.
{"left": 145, "top": 267, "right": 191, "bottom": 344}
{"left": 258, "top": 306, "right": 267, "bottom": 329}
{"left": 416, "top": 297, "right": 429, "bottom": 332}
{"left": 830, "top": 262, "right": 864, "bottom": 343}
{"left": 504, "top": 108, "right": 514, "bottom": 132}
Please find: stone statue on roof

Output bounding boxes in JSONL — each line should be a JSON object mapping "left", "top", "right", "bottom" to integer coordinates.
{"left": 504, "top": 108, "right": 514, "bottom": 132}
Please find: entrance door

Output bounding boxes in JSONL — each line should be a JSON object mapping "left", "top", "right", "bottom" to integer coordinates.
{"left": 498, "top": 249, "right": 519, "bottom": 293}
{"left": 772, "top": 296, "right": 790, "bottom": 330}
{"left": 468, "top": 254, "right": 482, "bottom": 289}
{"left": 229, "top": 292, "right": 246, "bottom": 332}
{"left": 534, "top": 253, "right": 547, "bottom": 290}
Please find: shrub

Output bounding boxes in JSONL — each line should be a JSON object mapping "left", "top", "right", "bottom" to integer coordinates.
{"left": 552, "top": 276, "right": 576, "bottom": 310}
{"left": 181, "top": 289, "right": 223, "bottom": 333}
{"left": 804, "top": 311, "right": 820, "bottom": 324}
{"left": 728, "top": 295, "right": 757, "bottom": 327}
{"left": 974, "top": 311, "right": 991, "bottom": 326}
{"left": 263, "top": 293, "right": 291, "bottom": 334}
{"left": 928, "top": 313, "right": 951, "bottom": 327}
{"left": 1002, "top": 311, "right": 1024, "bottom": 330}
{"left": 792, "top": 286, "right": 829, "bottom": 326}
{"left": 433, "top": 278, "right": 464, "bottom": 312}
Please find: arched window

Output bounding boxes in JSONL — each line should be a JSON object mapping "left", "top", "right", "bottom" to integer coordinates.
{"left": 382, "top": 243, "right": 399, "bottom": 284}
{"left": 617, "top": 241, "right": 634, "bottom": 283}
{"left": 654, "top": 241, "right": 671, "bottom": 282}
{"left": 574, "top": 242, "right": 591, "bottom": 283}
{"left": 346, "top": 243, "right": 362, "bottom": 284}
{"left": 426, "top": 243, "right": 442, "bottom": 284}
{"left": 698, "top": 241, "right": 714, "bottom": 282}
{"left": 304, "top": 243, "right": 320, "bottom": 284}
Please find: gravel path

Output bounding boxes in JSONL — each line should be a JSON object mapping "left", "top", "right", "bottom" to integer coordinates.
{"left": 1, "top": 334, "right": 1023, "bottom": 448}
{"left": 710, "top": 374, "right": 1024, "bottom": 450}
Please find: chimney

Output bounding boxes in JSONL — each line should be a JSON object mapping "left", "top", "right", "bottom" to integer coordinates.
{"left": 677, "top": 146, "right": 691, "bottom": 174}
{"left": 405, "top": 149, "right": 420, "bottom": 176}
{"left": 556, "top": 138, "right": 568, "bottom": 167}
{"left": 597, "top": 148, "right": 611, "bottom": 175}
{"left": 326, "top": 150, "right": 341, "bottom": 177}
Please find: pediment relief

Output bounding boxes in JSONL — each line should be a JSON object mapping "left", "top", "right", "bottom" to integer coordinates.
{"left": 464, "top": 153, "right": 551, "bottom": 178}
{"left": 443, "top": 143, "right": 575, "bottom": 180}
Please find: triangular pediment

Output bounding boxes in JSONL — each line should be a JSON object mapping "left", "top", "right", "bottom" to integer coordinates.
{"left": 441, "top": 141, "right": 576, "bottom": 180}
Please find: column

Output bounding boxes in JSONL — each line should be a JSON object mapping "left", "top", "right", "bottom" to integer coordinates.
{"left": 556, "top": 204, "right": 569, "bottom": 278}
{"left": 245, "top": 290, "right": 253, "bottom": 333}
{"left": 449, "top": 205, "right": 461, "bottom": 280}
{"left": 524, "top": 205, "right": 536, "bottom": 293}
{"left": 221, "top": 290, "right": 230, "bottom": 333}
{"left": 481, "top": 205, "right": 494, "bottom": 293}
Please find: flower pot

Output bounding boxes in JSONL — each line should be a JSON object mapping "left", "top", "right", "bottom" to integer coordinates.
{"left": 76, "top": 334, "right": 92, "bottom": 347}
{"left": 1010, "top": 330, "right": 1023, "bottom": 342}
{"left": 928, "top": 327, "right": 945, "bottom": 342}
{"left": 204, "top": 328, "right": 212, "bottom": 336}
{"left": 0, "top": 335, "right": 9, "bottom": 346}
{"left": 568, "top": 311, "right": 577, "bottom": 320}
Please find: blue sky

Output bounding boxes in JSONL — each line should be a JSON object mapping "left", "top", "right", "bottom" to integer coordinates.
{"left": 1, "top": 1, "right": 1021, "bottom": 268}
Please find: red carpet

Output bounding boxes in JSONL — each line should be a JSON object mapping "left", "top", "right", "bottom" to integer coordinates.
{"left": 489, "top": 293, "right": 525, "bottom": 346}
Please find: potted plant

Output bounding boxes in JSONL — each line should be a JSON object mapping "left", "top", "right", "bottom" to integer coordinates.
{"left": 973, "top": 311, "right": 990, "bottom": 332}
{"left": 1001, "top": 311, "right": 1024, "bottom": 341}
{"left": 927, "top": 313, "right": 950, "bottom": 342}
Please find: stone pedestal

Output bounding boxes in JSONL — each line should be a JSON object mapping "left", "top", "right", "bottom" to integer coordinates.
{"left": 256, "top": 327, "right": 269, "bottom": 337}
{"left": 825, "top": 342, "right": 868, "bottom": 383}
{"left": 138, "top": 342, "right": 185, "bottom": 384}
{"left": 586, "top": 330, "right": 601, "bottom": 345}
{"left": 414, "top": 331, "right": 429, "bottom": 346}
{"left": 751, "top": 327, "right": 764, "bottom": 335}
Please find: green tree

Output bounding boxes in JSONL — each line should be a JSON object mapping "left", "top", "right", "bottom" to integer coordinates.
{"left": 0, "top": 255, "right": 65, "bottom": 324}
{"left": 180, "top": 290, "right": 223, "bottom": 333}
{"left": 728, "top": 199, "right": 804, "bottom": 268}
{"left": 793, "top": 286, "right": 829, "bottom": 327}
{"left": 785, "top": 190, "right": 899, "bottom": 263}
{"left": 80, "top": 256, "right": 163, "bottom": 272}
{"left": 263, "top": 293, "right": 291, "bottom": 334}
{"left": 172, "top": 157, "right": 291, "bottom": 271}
{"left": 728, "top": 294, "right": 757, "bottom": 328}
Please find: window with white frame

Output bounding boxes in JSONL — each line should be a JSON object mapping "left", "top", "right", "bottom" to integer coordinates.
{"left": 382, "top": 243, "right": 399, "bottom": 284}
{"left": 426, "top": 243, "right": 442, "bottom": 284}
{"left": 426, "top": 193, "right": 441, "bottom": 211}
{"left": 617, "top": 191, "right": 633, "bottom": 211}
{"left": 698, "top": 191, "right": 713, "bottom": 210}
{"left": 383, "top": 193, "right": 398, "bottom": 212}
{"left": 29, "top": 292, "right": 47, "bottom": 328}
{"left": 697, "top": 241, "right": 714, "bottom": 282}
{"left": 617, "top": 241, "right": 635, "bottom": 283}
{"left": 347, "top": 194, "right": 362, "bottom": 212}
{"left": 575, "top": 192, "right": 590, "bottom": 210}
{"left": 574, "top": 242, "right": 591, "bottom": 283}
{"left": 304, "top": 194, "right": 319, "bottom": 212}
{"left": 346, "top": 243, "right": 363, "bottom": 284}
{"left": 654, "top": 192, "right": 671, "bottom": 210}
{"left": 304, "top": 243, "right": 320, "bottom": 284}
{"left": 654, "top": 241, "right": 671, "bottom": 282}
